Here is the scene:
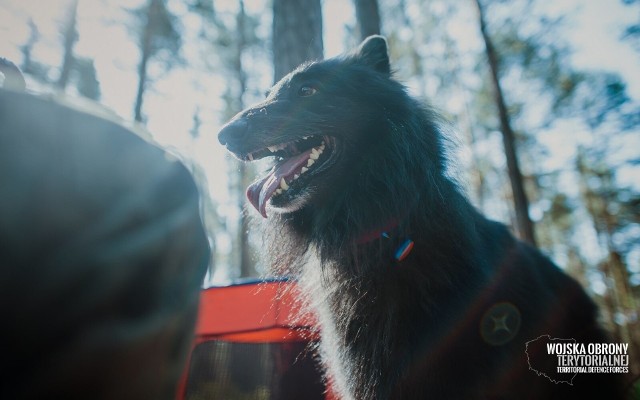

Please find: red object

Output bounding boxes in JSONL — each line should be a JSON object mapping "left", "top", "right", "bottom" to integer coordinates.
{"left": 194, "top": 279, "right": 318, "bottom": 343}
{"left": 177, "top": 279, "right": 338, "bottom": 400}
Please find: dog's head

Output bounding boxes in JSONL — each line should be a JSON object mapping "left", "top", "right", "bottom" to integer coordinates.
{"left": 218, "top": 36, "right": 396, "bottom": 218}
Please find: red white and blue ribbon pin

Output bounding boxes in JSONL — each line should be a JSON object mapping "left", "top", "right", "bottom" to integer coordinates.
{"left": 394, "top": 239, "right": 414, "bottom": 261}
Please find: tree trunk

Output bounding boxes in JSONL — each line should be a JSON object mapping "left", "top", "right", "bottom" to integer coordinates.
{"left": 354, "top": 0, "right": 381, "bottom": 40}
{"left": 474, "top": 0, "right": 536, "bottom": 245}
{"left": 272, "top": 0, "right": 323, "bottom": 82}
{"left": 576, "top": 151, "right": 640, "bottom": 373}
{"left": 56, "top": 0, "right": 79, "bottom": 90}
{"left": 20, "top": 19, "right": 38, "bottom": 74}
{"left": 608, "top": 250, "right": 640, "bottom": 372}
{"left": 133, "top": 1, "right": 154, "bottom": 123}
{"left": 134, "top": 45, "right": 149, "bottom": 123}
{"left": 235, "top": 0, "right": 256, "bottom": 278}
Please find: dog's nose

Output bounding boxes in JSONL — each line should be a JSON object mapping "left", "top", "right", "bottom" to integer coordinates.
{"left": 218, "top": 118, "right": 248, "bottom": 146}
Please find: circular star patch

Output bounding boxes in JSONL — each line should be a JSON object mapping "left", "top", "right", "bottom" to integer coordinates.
{"left": 480, "top": 302, "right": 522, "bottom": 346}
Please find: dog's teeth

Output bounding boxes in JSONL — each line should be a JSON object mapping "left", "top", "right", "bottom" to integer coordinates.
{"left": 280, "top": 178, "right": 289, "bottom": 190}
{"left": 247, "top": 153, "right": 254, "bottom": 161}
{"left": 294, "top": 174, "right": 300, "bottom": 180}
{"left": 267, "top": 146, "right": 278, "bottom": 152}
{"left": 310, "top": 150, "right": 319, "bottom": 160}
{"left": 275, "top": 188, "right": 283, "bottom": 195}
{"left": 307, "top": 158, "right": 315, "bottom": 167}
{"left": 301, "top": 167, "right": 308, "bottom": 173}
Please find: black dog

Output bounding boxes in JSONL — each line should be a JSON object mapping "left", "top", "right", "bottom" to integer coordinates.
{"left": 218, "top": 36, "right": 624, "bottom": 399}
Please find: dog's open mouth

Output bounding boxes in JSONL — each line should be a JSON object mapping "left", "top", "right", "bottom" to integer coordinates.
{"left": 244, "top": 135, "right": 334, "bottom": 217}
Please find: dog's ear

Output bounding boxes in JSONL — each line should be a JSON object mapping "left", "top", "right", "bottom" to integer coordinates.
{"left": 355, "top": 35, "right": 390, "bottom": 75}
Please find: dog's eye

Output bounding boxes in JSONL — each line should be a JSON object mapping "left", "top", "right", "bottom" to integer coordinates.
{"left": 298, "top": 86, "right": 317, "bottom": 97}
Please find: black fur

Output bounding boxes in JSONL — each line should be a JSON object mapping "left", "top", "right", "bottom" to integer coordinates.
{"left": 218, "top": 36, "right": 625, "bottom": 399}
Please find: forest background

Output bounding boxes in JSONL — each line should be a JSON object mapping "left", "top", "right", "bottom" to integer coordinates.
{"left": 1, "top": 0, "right": 639, "bottom": 374}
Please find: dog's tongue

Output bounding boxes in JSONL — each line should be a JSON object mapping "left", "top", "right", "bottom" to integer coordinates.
{"left": 246, "top": 149, "right": 312, "bottom": 217}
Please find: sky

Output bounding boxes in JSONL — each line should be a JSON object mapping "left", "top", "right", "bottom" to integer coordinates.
{"left": 0, "top": 0, "right": 638, "bottom": 281}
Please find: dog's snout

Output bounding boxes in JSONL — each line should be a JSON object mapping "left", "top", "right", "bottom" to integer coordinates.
{"left": 218, "top": 118, "right": 248, "bottom": 146}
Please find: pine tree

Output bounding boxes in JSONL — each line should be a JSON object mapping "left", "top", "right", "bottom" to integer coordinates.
{"left": 473, "top": 0, "right": 536, "bottom": 245}
{"left": 129, "top": 0, "right": 182, "bottom": 123}
{"left": 190, "top": 0, "right": 268, "bottom": 279}
{"left": 20, "top": 19, "right": 51, "bottom": 83}
{"left": 56, "top": 0, "right": 79, "bottom": 91}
